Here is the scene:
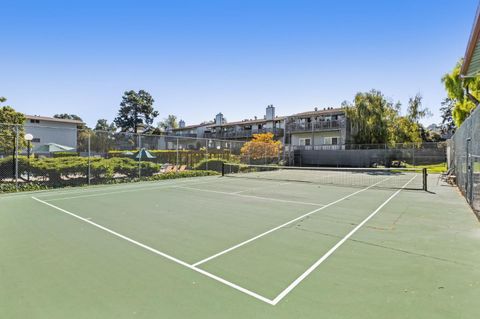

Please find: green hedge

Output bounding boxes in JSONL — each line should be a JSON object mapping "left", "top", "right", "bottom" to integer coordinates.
{"left": 52, "top": 152, "right": 79, "bottom": 158}
{"left": 0, "top": 154, "right": 219, "bottom": 193}
{"left": 193, "top": 158, "right": 229, "bottom": 173}
{"left": 108, "top": 149, "right": 233, "bottom": 167}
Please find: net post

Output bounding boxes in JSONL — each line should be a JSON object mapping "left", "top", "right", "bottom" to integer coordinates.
{"left": 221, "top": 161, "right": 225, "bottom": 176}
{"left": 422, "top": 168, "right": 428, "bottom": 191}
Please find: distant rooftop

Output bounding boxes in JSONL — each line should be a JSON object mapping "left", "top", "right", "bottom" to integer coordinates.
{"left": 25, "top": 115, "right": 84, "bottom": 125}
{"left": 289, "top": 107, "right": 344, "bottom": 118}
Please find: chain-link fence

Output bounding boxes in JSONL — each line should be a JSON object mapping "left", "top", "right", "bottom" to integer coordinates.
{"left": 0, "top": 124, "right": 253, "bottom": 192}
{"left": 0, "top": 122, "right": 447, "bottom": 193}
{"left": 287, "top": 142, "right": 446, "bottom": 167}
{"left": 448, "top": 106, "right": 480, "bottom": 213}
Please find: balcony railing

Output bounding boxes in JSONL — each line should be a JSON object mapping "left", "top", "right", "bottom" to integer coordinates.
{"left": 204, "top": 128, "right": 284, "bottom": 139}
{"left": 286, "top": 119, "right": 345, "bottom": 132}
{"left": 169, "top": 132, "right": 198, "bottom": 138}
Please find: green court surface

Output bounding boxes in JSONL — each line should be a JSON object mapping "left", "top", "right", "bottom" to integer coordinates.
{"left": 1, "top": 174, "right": 479, "bottom": 318}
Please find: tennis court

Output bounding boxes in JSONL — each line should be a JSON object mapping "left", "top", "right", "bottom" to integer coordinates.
{"left": 1, "top": 167, "right": 479, "bottom": 318}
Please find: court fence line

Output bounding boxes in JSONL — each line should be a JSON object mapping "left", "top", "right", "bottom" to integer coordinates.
{"left": 0, "top": 123, "right": 444, "bottom": 192}
{"left": 447, "top": 105, "right": 480, "bottom": 213}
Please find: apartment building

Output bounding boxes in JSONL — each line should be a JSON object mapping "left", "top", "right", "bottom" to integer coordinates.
{"left": 24, "top": 115, "right": 84, "bottom": 150}
{"left": 170, "top": 105, "right": 349, "bottom": 148}
{"left": 286, "top": 107, "right": 347, "bottom": 150}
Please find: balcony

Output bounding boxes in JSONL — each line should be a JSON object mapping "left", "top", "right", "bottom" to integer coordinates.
{"left": 204, "top": 128, "right": 284, "bottom": 139}
{"left": 286, "top": 119, "right": 345, "bottom": 133}
{"left": 169, "top": 132, "right": 198, "bottom": 138}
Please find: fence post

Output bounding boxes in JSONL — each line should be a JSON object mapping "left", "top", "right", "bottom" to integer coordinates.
{"left": 138, "top": 134, "right": 141, "bottom": 179}
{"left": 264, "top": 144, "right": 267, "bottom": 165}
{"left": 176, "top": 138, "right": 179, "bottom": 166}
{"left": 87, "top": 133, "right": 91, "bottom": 185}
{"left": 14, "top": 125, "right": 19, "bottom": 190}
{"left": 412, "top": 144, "right": 416, "bottom": 167}
{"left": 205, "top": 139, "right": 209, "bottom": 171}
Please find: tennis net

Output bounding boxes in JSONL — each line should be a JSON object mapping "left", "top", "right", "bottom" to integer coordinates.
{"left": 222, "top": 163, "right": 427, "bottom": 190}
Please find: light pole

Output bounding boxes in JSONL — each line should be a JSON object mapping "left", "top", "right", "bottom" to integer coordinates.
{"left": 24, "top": 133, "right": 33, "bottom": 182}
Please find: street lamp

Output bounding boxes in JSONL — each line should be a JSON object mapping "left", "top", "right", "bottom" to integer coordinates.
{"left": 24, "top": 133, "right": 33, "bottom": 182}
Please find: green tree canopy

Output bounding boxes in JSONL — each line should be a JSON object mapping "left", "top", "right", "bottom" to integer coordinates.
{"left": 157, "top": 115, "right": 179, "bottom": 132}
{"left": 0, "top": 97, "right": 26, "bottom": 154}
{"left": 53, "top": 113, "right": 84, "bottom": 122}
{"left": 439, "top": 98, "right": 455, "bottom": 135}
{"left": 114, "top": 90, "right": 158, "bottom": 133}
{"left": 94, "top": 119, "right": 116, "bottom": 132}
{"left": 441, "top": 59, "right": 480, "bottom": 126}
{"left": 343, "top": 90, "right": 429, "bottom": 145}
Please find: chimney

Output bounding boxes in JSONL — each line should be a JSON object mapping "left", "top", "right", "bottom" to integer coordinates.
{"left": 179, "top": 119, "right": 185, "bottom": 128}
{"left": 266, "top": 104, "right": 275, "bottom": 120}
{"left": 215, "top": 113, "right": 224, "bottom": 125}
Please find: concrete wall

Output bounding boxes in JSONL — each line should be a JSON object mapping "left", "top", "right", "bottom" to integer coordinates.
{"left": 295, "top": 148, "right": 446, "bottom": 167}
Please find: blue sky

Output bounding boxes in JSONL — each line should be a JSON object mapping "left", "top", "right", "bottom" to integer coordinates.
{"left": 1, "top": 0, "right": 478, "bottom": 127}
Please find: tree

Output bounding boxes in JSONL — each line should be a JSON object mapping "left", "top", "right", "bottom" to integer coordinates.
{"left": 440, "top": 98, "right": 455, "bottom": 135}
{"left": 343, "top": 90, "right": 428, "bottom": 145}
{"left": 240, "top": 132, "right": 281, "bottom": 162}
{"left": 0, "top": 97, "right": 26, "bottom": 154}
{"left": 343, "top": 90, "right": 400, "bottom": 144}
{"left": 114, "top": 90, "right": 158, "bottom": 133}
{"left": 53, "top": 113, "right": 84, "bottom": 122}
{"left": 89, "top": 119, "right": 117, "bottom": 152}
{"left": 441, "top": 59, "right": 480, "bottom": 126}
{"left": 157, "top": 115, "right": 179, "bottom": 132}
{"left": 94, "top": 119, "right": 116, "bottom": 132}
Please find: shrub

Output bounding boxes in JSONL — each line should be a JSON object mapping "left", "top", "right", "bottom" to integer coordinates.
{"left": 0, "top": 154, "right": 219, "bottom": 193}
{"left": 52, "top": 152, "right": 79, "bottom": 158}
{"left": 147, "top": 170, "right": 219, "bottom": 181}
{"left": 193, "top": 159, "right": 229, "bottom": 173}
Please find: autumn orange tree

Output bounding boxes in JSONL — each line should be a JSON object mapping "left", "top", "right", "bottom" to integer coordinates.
{"left": 240, "top": 132, "right": 282, "bottom": 161}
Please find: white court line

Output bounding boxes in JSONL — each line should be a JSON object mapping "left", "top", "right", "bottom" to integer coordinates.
{"left": 31, "top": 196, "right": 275, "bottom": 305}
{"left": 44, "top": 179, "right": 222, "bottom": 202}
{"left": 192, "top": 177, "right": 393, "bottom": 267}
{"left": 174, "top": 186, "right": 326, "bottom": 207}
{"left": 270, "top": 175, "right": 416, "bottom": 305}
{"left": 0, "top": 175, "right": 220, "bottom": 200}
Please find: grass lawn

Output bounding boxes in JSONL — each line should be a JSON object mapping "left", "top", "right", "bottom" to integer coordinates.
{"left": 406, "top": 162, "right": 447, "bottom": 174}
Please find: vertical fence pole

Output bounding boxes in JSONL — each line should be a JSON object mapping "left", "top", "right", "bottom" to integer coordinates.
{"left": 176, "top": 138, "right": 179, "bottom": 166}
{"left": 205, "top": 139, "right": 209, "bottom": 171}
{"left": 412, "top": 144, "right": 416, "bottom": 167}
{"left": 87, "top": 133, "right": 91, "bottom": 185}
{"left": 264, "top": 144, "right": 267, "bottom": 165}
{"left": 14, "top": 125, "right": 19, "bottom": 190}
{"left": 138, "top": 134, "right": 141, "bottom": 179}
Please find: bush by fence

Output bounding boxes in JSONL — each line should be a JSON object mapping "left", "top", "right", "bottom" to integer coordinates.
{"left": 107, "top": 149, "right": 235, "bottom": 167}
{"left": 0, "top": 156, "right": 219, "bottom": 192}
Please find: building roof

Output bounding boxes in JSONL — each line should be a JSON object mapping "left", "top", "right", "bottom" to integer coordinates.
{"left": 25, "top": 115, "right": 85, "bottom": 125}
{"left": 289, "top": 107, "right": 345, "bottom": 118}
{"left": 171, "top": 122, "right": 213, "bottom": 131}
{"left": 461, "top": 4, "right": 480, "bottom": 77}
{"left": 207, "top": 116, "right": 286, "bottom": 128}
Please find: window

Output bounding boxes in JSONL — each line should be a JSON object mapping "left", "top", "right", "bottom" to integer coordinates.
{"left": 299, "top": 138, "right": 311, "bottom": 146}
{"left": 32, "top": 138, "right": 40, "bottom": 143}
{"left": 324, "top": 137, "right": 339, "bottom": 145}
{"left": 29, "top": 119, "right": 40, "bottom": 124}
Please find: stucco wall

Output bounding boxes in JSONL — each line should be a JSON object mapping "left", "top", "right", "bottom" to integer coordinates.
{"left": 25, "top": 121, "right": 78, "bottom": 150}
